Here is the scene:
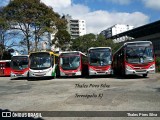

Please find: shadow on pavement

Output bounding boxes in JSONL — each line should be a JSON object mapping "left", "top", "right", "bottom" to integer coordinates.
{"left": 27, "top": 77, "right": 54, "bottom": 81}
{"left": 10, "top": 77, "right": 28, "bottom": 81}
{"left": 58, "top": 76, "right": 82, "bottom": 79}
{"left": 85, "top": 75, "right": 113, "bottom": 79}
{"left": 112, "top": 74, "right": 149, "bottom": 79}
{"left": 154, "top": 87, "right": 160, "bottom": 92}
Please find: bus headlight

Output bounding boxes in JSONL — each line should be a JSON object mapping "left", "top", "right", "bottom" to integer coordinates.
{"left": 77, "top": 67, "right": 81, "bottom": 71}
{"left": 11, "top": 72, "right": 15, "bottom": 75}
{"left": 24, "top": 71, "right": 28, "bottom": 75}
{"left": 45, "top": 68, "right": 52, "bottom": 73}
{"left": 126, "top": 65, "right": 133, "bottom": 70}
{"left": 89, "top": 68, "right": 95, "bottom": 72}
{"left": 149, "top": 64, "right": 155, "bottom": 69}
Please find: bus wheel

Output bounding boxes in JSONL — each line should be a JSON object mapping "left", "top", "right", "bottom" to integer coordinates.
{"left": 87, "top": 73, "right": 91, "bottom": 78}
{"left": 53, "top": 73, "right": 56, "bottom": 79}
{"left": 121, "top": 69, "right": 126, "bottom": 77}
{"left": 143, "top": 74, "right": 147, "bottom": 78}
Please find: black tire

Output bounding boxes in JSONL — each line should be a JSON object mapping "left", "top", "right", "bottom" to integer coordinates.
{"left": 55, "top": 66, "right": 60, "bottom": 78}
{"left": 143, "top": 74, "right": 147, "bottom": 78}
{"left": 121, "top": 68, "right": 126, "bottom": 77}
{"left": 86, "top": 71, "right": 91, "bottom": 78}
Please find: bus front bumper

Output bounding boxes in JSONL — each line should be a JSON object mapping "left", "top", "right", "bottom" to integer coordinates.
{"left": 89, "top": 68, "right": 113, "bottom": 76}
{"left": 11, "top": 71, "right": 28, "bottom": 78}
{"left": 60, "top": 71, "right": 81, "bottom": 76}
{"left": 125, "top": 68, "right": 155, "bottom": 75}
{"left": 29, "top": 68, "right": 53, "bottom": 77}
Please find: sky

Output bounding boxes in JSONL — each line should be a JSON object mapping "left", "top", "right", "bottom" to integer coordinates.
{"left": 1, "top": 0, "right": 160, "bottom": 34}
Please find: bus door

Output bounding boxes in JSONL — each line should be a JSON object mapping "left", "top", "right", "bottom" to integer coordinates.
{"left": 0, "top": 62, "right": 5, "bottom": 76}
{"left": 0, "top": 61, "right": 11, "bottom": 76}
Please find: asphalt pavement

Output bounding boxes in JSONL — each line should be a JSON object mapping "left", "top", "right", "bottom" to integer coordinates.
{"left": 0, "top": 74, "right": 160, "bottom": 120}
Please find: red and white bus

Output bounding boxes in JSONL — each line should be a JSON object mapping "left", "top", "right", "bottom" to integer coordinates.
{"left": 87, "top": 47, "right": 113, "bottom": 76}
{"left": 59, "top": 51, "right": 88, "bottom": 77}
{"left": 10, "top": 55, "right": 29, "bottom": 78}
{"left": 112, "top": 41, "right": 155, "bottom": 77}
{"left": 0, "top": 60, "right": 11, "bottom": 76}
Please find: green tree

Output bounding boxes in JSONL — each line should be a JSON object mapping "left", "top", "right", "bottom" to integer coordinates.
{"left": 0, "top": 7, "right": 19, "bottom": 59}
{"left": 3, "top": 0, "right": 66, "bottom": 53}
{"left": 104, "top": 39, "right": 122, "bottom": 53}
{"left": 156, "top": 56, "right": 160, "bottom": 72}
{"left": 0, "top": 51, "right": 12, "bottom": 60}
{"left": 71, "top": 33, "right": 122, "bottom": 53}
{"left": 71, "top": 33, "right": 96, "bottom": 53}
{"left": 0, "top": 14, "right": 7, "bottom": 59}
{"left": 53, "top": 30, "right": 71, "bottom": 51}
{"left": 94, "top": 34, "right": 122, "bottom": 53}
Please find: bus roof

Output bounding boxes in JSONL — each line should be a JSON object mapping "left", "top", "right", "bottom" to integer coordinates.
{"left": 12, "top": 55, "right": 29, "bottom": 57}
{"left": 114, "top": 41, "right": 152, "bottom": 55}
{"left": 29, "top": 51, "right": 59, "bottom": 56}
{"left": 59, "top": 51, "right": 86, "bottom": 56}
{"left": 0, "top": 60, "right": 11, "bottom": 62}
{"left": 124, "top": 41, "right": 152, "bottom": 46}
{"left": 88, "top": 47, "right": 111, "bottom": 51}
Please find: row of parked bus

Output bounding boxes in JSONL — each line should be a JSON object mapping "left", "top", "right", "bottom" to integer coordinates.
{"left": 0, "top": 41, "right": 156, "bottom": 78}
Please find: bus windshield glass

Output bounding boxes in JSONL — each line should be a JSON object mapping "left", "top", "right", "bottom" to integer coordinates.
{"left": 11, "top": 56, "right": 28, "bottom": 70}
{"left": 60, "top": 53, "right": 80, "bottom": 70}
{"left": 30, "top": 53, "right": 51, "bottom": 70}
{"left": 89, "top": 48, "right": 112, "bottom": 66}
{"left": 126, "top": 45, "right": 154, "bottom": 64}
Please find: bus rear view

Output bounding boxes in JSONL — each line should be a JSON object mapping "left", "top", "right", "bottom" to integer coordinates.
{"left": 0, "top": 60, "right": 11, "bottom": 76}
{"left": 88, "top": 47, "right": 112, "bottom": 76}
{"left": 10, "top": 55, "right": 29, "bottom": 78}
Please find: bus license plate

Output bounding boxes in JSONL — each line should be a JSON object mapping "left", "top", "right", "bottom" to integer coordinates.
{"left": 66, "top": 73, "right": 72, "bottom": 76}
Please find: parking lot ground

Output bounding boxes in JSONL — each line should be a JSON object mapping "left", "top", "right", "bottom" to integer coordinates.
{"left": 0, "top": 73, "right": 160, "bottom": 120}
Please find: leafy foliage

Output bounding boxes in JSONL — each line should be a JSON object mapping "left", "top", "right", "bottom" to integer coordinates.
{"left": 3, "top": 0, "right": 67, "bottom": 53}
{"left": 105, "top": 39, "right": 122, "bottom": 54}
{"left": 71, "top": 33, "right": 97, "bottom": 52}
{"left": 156, "top": 56, "right": 160, "bottom": 72}
{"left": 71, "top": 33, "right": 121, "bottom": 53}
{"left": 53, "top": 30, "right": 71, "bottom": 51}
{"left": 0, "top": 7, "right": 19, "bottom": 59}
{"left": 0, "top": 51, "right": 12, "bottom": 60}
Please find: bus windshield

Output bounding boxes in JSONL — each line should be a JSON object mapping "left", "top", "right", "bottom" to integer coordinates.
{"left": 89, "top": 48, "right": 112, "bottom": 66}
{"left": 30, "top": 53, "right": 51, "bottom": 70}
{"left": 126, "top": 46, "right": 154, "bottom": 64}
{"left": 11, "top": 56, "right": 28, "bottom": 70}
{"left": 60, "top": 55, "right": 80, "bottom": 70}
